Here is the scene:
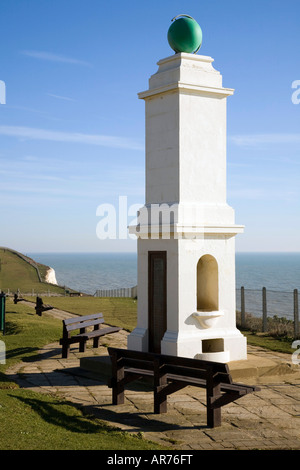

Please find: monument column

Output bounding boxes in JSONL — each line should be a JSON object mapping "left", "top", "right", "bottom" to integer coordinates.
{"left": 128, "top": 16, "right": 247, "bottom": 362}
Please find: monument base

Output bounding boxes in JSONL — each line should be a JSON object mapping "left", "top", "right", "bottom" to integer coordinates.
{"left": 196, "top": 351, "right": 230, "bottom": 363}
{"left": 127, "top": 327, "right": 148, "bottom": 351}
{"left": 128, "top": 327, "right": 247, "bottom": 363}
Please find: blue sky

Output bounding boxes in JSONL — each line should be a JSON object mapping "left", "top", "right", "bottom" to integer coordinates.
{"left": 0, "top": 0, "right": 299, "bottom": 253}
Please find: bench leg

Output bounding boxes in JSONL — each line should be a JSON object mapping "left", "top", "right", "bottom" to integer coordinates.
{"left": 62, "top": 343, "right": 69, "bottom": 359}
{"left": 79, "top": 327, "right": 87, "bottom": 353}
{"left": 154, "top": 385, "right": 167, "bottom": 414}
{"left": 207, "top": 402, "right": 221, "bottom": 428}
{"left": 93, "top": 324, "right": 100, "bottom": 349}
{"left": 113, "top": 380, "right": 125, "bottom": 405}
{"left": 206, "top": 382, "right": 222, "bottom": 428}
{"left": 154, "top": 359, "right": 167, "bottom": 414}
{"left": 111, "top": 353, "right": 125, "bottom": 405}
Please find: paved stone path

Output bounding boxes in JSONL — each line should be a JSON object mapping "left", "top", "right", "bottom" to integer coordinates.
{"left": 5, "top": 304, "right": 300, "bottom": 450}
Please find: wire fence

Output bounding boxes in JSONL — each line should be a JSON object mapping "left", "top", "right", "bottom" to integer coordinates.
{"left": 94, "top": 286, "right": 137, "bottom": 298}
{"left": 236, "top": 287, "right": 299, "bottom": 338}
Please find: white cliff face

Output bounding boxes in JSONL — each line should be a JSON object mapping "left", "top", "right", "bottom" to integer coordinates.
{"left": 45, "top": 267, "right": 58, "bottom": 285}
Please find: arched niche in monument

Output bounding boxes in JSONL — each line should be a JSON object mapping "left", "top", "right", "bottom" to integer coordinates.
{"left": 197, "top": 255, "right": 219, "bottom": 312}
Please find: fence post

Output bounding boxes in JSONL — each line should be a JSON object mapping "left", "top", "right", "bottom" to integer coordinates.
{"left": 262, "top": 287, "right": 267, "bottom": 332}
{"left": 241, "top": 286, "right": 246, "bottom": 328}
{"left": 294, "top": 289, "right": 299, "bottom": 339}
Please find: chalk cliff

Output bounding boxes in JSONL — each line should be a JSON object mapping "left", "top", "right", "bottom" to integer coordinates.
{"left": 45, "top": 267, "right": 58, "bottom": 285}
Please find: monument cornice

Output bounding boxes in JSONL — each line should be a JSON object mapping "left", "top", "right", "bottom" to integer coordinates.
{"left": 138, "top": 82, "right": 234, "bottom": 100}
{"left": 128, "top": 223, "right": 244, "bottom": 237}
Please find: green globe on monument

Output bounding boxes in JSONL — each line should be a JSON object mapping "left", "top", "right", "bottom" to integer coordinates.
{"left": 167, "top": 14, "right": 202, "bottom": 54}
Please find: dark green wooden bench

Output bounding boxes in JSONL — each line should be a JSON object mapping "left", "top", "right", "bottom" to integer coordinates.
{"left": 60, "top": 313, "right": 121, "bottom": 358}
{"left": 108, "top": 347, "right": 260, "bottom": 428}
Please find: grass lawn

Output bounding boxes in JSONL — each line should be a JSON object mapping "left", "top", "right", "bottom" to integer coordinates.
{"left": 0, "top": 299, "right": 165, "bottom": 450}
{"left": 0, "top": 388, "right": 161, "bottom": 450}
{"left": 241, "top": 330, "right": 295, "bottom": 355}
{"left": 2, "top": 299, "right": 62, "bottom": 367}
{"left": 25, "top": 295, "right": 139, "bottom": 332}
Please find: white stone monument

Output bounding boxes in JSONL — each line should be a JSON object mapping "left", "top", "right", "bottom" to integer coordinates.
{"left": 128, "top": 22, "right": 247, "bottom": 362}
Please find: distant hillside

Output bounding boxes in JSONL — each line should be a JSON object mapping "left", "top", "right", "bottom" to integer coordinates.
{"left": 0, "top": 247, "right": 67, "bottom": 294}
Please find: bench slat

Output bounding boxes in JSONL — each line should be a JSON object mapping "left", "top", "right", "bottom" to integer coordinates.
{"left": 121, "top": 357, "right": 158, "bottom": 372}
{"left": 160, "top": 353, "right": 229, "bottom": 374}
{"left": 64, "top": 313, "right": 104, "bottom": 326}
{"left": 109, "top": 348, "right": 160, "bottom": 363}
{"left": 65, "top": 317, "right": 105, "bottom": 332}
{"left": 163, "top": 364, "right": 232, "bottom": 384}
{"left": 75, "top": 326, "right": 121, "bottom": 339}
{"left": 222, "top": 382, "right": 260, "bottom": 393}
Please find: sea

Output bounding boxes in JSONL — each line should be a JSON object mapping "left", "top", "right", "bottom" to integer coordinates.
{"left": 28, "top": 252, "right": 300, "bottom": 320}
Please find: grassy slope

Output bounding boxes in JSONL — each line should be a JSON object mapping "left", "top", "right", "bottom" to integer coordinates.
{"left": 0, "top": 248, "right": 66, "bottom": 294}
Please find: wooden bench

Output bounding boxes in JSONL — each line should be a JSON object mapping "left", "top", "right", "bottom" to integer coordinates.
{"left": 108, "top": 348, "right": 260, "bottom": 428}
{"left": 35, "top": 296, "right": 54, "bottom": 316}
{"left": 14, "top": 293, "right": 24, "bottom": 304}
{"left": 60, "top": 313, "right": 121, "bottom": 358}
